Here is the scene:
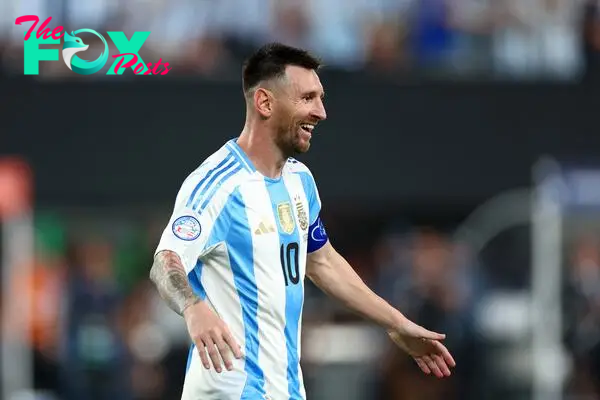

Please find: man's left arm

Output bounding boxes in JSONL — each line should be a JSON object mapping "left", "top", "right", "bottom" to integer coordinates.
{"left": 306, "top": 240, "right": 456, "bottom": 378}
{"left": 306, "top": 241, "right": 404, "bottom": 331}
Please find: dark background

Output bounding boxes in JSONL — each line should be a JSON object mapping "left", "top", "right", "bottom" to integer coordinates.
{"left": 4, "top": 77, "right": 600, "bottom": 209}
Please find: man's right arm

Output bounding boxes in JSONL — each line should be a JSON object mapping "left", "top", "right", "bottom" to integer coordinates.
{"left": 149, "top": 249, "right": 243, "bottom": 372}
{"left": 151, "top": 166, "right": 244, "bottom": 372}
{"left": 149, "top": 250, "right": 201, "bottom": 316}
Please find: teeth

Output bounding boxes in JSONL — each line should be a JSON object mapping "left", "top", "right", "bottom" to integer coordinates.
{"left": 300, "top": 124, "right": 314, "bottom": 132}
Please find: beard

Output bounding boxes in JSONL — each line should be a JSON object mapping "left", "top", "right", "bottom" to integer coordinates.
{"left": 274, "top": 121, "right": 311, "bottom": 157}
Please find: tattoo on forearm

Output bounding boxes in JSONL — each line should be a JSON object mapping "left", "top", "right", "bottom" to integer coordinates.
{"left": 149, "top": 251, "right": 201, "bottom": 315}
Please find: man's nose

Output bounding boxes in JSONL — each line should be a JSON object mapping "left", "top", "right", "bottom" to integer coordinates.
{"left": 312, "top": 99, "right": 326, "bottom": 121}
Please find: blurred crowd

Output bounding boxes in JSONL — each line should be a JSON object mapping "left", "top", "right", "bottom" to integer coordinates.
{"left": 2, "top": 0, "right": 600, "bottom": 81}
{"left": 3, "top": 207, "right": 599, "bottom": 400}
{"left": 3, "top": 0, "right": 600, "bottom": 399}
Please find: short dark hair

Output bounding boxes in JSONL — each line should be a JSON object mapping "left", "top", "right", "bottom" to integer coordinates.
{"left": 242, "top": 42, "right": 322, "bottom": 94}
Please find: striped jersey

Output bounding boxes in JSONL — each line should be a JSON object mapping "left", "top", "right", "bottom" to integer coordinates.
{"left": 155, "top": 138, "right": 328, "bottom": 400}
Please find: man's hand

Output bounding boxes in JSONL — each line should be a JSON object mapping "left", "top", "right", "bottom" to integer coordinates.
{"left": 387, "top": 318, "right": 456, "bottom": 378}
{"left": 184, "top": 301, "right": 244, "bottom": 373}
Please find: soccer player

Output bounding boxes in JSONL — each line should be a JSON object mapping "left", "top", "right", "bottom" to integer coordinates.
{"left": 150, "top": 42, "right": 456, "bottom": 400}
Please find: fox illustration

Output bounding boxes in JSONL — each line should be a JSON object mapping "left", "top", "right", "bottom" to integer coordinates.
{"left": 61, "top": 29, "right": 108, "bottom": 75}
{"left": 62, "top": 31, "right": 89, "bottom": 71}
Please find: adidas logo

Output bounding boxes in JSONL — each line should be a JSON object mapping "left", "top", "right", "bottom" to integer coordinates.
{"left": 254, "top": 221, "right": 275, "bottom": 235}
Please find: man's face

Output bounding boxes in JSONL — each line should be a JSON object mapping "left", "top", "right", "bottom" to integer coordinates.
{"left": 272, "top": 65, "right": 327, "bottom": 156}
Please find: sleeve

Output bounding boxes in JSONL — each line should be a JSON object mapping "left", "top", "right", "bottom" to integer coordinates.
{"left": 304, "top": 170, "right": 321, "bottom": 225}
{"left": 304, "top": 171, "right": 328, "bottom": 253}
{"left": 154, "top": 172, "right": 227, "bottom": 273}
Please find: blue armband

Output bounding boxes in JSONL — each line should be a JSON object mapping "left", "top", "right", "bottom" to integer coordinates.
{"left": 307, "top": 216, "right": 328, "bottom": 253}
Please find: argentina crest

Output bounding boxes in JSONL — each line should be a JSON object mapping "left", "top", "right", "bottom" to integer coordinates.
{"left": 294, "top": 195, "right": 308, "bottom": 231}
{"left": 277, "top": 202, "right": 296, "bottom": 234}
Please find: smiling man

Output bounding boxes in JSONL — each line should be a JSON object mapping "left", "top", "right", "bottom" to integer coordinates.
{"left": 149, "top": 42, "right": 456, "bottom": 400}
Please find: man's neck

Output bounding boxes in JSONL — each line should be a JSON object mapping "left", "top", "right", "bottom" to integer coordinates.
{"left": 237, "top": 127, "right": 287, "bottom": 179}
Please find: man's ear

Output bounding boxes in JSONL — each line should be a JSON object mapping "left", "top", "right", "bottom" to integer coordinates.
{"left": 254, "top": 87, "right": 274, "bottom": 118}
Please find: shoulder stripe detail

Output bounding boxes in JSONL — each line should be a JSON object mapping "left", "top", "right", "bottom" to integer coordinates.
{"left": 186, "top": 153, "right": 235, "bottom": 208}
{"left": 226, "top": 141, "right": 254, "bottom": 172}
{"left": 196, "top": 163, "right": 243, "bottom": 212}
{"left": 191, "top": 159, "right": 241, "bottom": 211}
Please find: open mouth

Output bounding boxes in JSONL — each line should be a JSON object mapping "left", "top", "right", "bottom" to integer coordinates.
{"left": 300, "top": 123, "right": 315, "bottom": 135}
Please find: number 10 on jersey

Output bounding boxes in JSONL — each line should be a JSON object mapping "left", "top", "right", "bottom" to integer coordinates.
{"left": 280, "top": 242, "right": 300, "bottom": 286}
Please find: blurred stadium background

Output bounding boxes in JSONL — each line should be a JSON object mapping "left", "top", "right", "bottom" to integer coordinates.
{"left": 3, "top": 0, "right": 600, "bottom": 399}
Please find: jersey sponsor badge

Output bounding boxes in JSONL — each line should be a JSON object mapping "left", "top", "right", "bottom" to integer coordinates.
{"left": 172, "top": 215, "right": 201, "bottom": 241}
{"left": 277, "top": 202, "right": 295, "bottom": 234}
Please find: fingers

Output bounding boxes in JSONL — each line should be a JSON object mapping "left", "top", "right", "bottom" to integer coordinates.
{"left": 433, "top": 340, "right": 456, "bottom": 368}
{"left": 415, "top": 358, "right": 431, "bottom": 375}
{"left": 223, "top": 329, "right": 244, "bottom": 360}
{"left": 403, "top": 321, "right": 446, "bottom": 341}
{"left": 417, "top": 341, "right": 455, "bottom": 378}
{"left": 212, "top": 332, "right": 234, "bottom": 372}
{"left": 418, "top": 327, "right": 446, "bottom": 341}
{"left": 433, "top": 354, "right": 452, "bottom": 377}
{"left": 196, "top": 327, "right": 243, "bottom": 373}
{"left": 198, "top": 340, "right": 211, "bottom": 370}
{"left": 205, "top": 335, "right": 224, "bottom": 373}
{"left": 423, "top": 355, "right": 444, "bottom": 378}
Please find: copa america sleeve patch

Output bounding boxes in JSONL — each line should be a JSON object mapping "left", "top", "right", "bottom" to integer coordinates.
{"left": 307, "top": 216, "right": 328, "bottom": 253}
{"left": 172, "top": 215, "right": 201, "bottom": 241}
